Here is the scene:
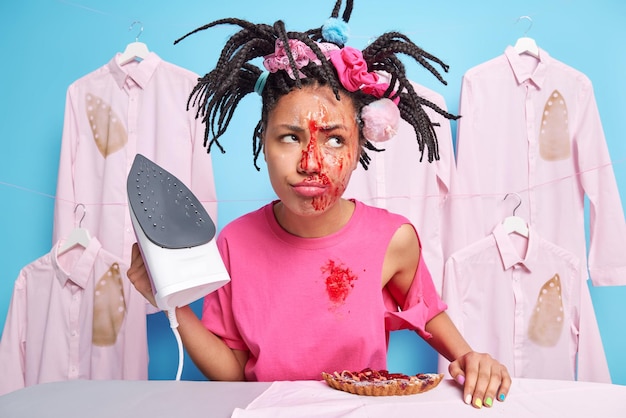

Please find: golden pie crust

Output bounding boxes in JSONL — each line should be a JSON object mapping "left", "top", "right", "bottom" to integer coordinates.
{"left": 322, "top": 368, "right": 444, "bottom": 396}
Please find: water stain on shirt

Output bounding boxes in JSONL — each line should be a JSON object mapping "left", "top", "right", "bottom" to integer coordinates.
{"left": 92, "top": 262, "right": 126, "bottom": 346}
{"left": 539, "top": 90, "right": 571, "bottom": 161}
{"left": 86, "top": 93, "right": 128, "bottom": 158}
{"left": 528, "top": 273, "right": 564, "bottom": 347}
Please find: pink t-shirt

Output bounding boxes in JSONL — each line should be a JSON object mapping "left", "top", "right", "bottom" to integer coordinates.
{"left": 202, "top": 200, "right": 447, "bottom": 381}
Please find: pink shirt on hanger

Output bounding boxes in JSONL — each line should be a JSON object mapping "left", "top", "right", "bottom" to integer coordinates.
{"left": 52, "top": 52, "right": 218, "bottom": 263}
{"left": 449, "top": 46, "right": 626, "bottom": 287}
{"left": 0, "top": 238, "right": 149, "bottom": 396}
{"left": 344, "top": 81, "right": 455, "bottom": 293}
{"left": 441, "top": 224, "right": 610, "bottom": 383}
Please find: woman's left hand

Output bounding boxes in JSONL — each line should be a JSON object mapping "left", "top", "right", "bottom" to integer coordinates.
{"left": 449, "top": 351, "right": 511, "bottom": 408}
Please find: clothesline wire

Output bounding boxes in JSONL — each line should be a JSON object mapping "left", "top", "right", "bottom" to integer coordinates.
{"left": 1, "top": 157, "right": 624, "bottom": 208}
{"left": 54, "top": 0, "right": 538, "bottom": 43}
{"left": 56, "top": 0, "right": 115, "bottom": 17}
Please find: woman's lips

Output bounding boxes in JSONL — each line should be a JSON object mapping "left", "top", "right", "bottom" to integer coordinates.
{"left": 292, "top": 181, "right": 328, "bottom": 197}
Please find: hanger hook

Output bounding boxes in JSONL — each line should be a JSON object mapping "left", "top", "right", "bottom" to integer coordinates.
{"left": 503, "top": 193, "right": 522, "bottom": 216}
{"left": 129, "top": 20, "right": 144, "bottom": 42}
{"left": 516, "top": 15, "right": 533, "bottom": 36}
{"left": 74, "top": 203, "right": 87, "bottom": 228}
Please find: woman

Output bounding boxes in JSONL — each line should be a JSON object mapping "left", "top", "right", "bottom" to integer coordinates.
{"left": 128, "top": 0, "right": 510, "bottom": 409}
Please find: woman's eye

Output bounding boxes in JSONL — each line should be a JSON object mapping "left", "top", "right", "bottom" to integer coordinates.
{"left": 280, "top": 134, "right": 299, "bottom": 143}
{"left": 327, "top": 136, "right": 343, "bottom": 148}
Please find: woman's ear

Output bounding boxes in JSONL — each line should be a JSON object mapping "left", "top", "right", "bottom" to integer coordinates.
{"left": 350, "top": 147, "right": 361, "bottom": 171}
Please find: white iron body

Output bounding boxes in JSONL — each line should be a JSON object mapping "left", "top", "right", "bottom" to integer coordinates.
{"left": 130, "top": 209, "right": 230, "bottom": 312}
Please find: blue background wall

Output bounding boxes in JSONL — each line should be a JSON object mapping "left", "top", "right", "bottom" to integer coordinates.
{"left": 1, "top": 0, "right": 624, "bottom": 384}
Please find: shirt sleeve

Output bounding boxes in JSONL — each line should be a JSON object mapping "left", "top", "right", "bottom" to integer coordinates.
{"left": 575, "top": 81, "right": 626, "bottom": 286}
{"left": 188, "top": 87, "right": 218, "bottom": 224}
{"left": 383, "top": 253, "right": 448, "bottom": 339}
{"left": 575, "top": 279, "right": 612, "bottom": 382}
{"left": 52, "top": 84, "right": 80, "bottom": 245}
{"left": 443, "top": 72, "right": 483, "bottom": 258}
{"left": 0, "top": 275, "right": 27, "bottom": 396}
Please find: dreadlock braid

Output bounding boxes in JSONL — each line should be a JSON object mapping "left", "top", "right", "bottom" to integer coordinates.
{"left": 360, "top": 31, "right": 459, "bottom": 161}
{"left": 175, "top": 0, "right": 456, "bottom": 169}
{"left": 177, "top": 18, "right": 277, "bottom": 154}
{"left": 364, "top": 32, "right": 449, "bottom": 82}
{"left": 329, "top": 0, "right": 353, "bottom": 22}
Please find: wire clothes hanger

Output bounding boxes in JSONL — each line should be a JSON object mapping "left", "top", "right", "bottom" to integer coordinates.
{"left": 514, "top": 15, "right": 539, "bottom": 58}
{"left": 58, "top": 203, "right": 92, "bottom": 254}
{"left": 502, "top": 192, "right": 529, "bottom": 237}
{"left": 117, "top": 20, "right": 150, "bottom": 65}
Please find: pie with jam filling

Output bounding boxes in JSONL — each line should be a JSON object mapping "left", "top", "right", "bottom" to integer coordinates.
{"left": 322, "top": 368, "right": 444, "bottom": 396}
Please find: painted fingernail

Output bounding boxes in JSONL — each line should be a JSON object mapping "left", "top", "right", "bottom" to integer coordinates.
{"left": 485, "top": 397, "right": 493, "bottom": 407}
{"left": 464, "top": 394, "right": 472, "bottom": 405}
{"left": 474, "top": 398, "right": 483, "bottom": 409}
{"left": 456, "top": 375, "right": 465, "bottom": 385}
{"left": 498, "top": 393, "right": 506, "bottom": 402}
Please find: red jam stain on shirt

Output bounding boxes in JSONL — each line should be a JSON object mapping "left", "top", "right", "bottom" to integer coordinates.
{"left": 322, "top": 259, "right": 358, "bottom": 305}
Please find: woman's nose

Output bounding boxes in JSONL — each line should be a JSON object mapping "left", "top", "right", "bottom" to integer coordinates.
{"left": 298, "top": 139, "right": 321, "bottom": 174}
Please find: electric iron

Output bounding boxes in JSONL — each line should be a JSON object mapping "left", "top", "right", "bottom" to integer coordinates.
{"left": 127, "top": 153, "right": 230, "bottom": 312}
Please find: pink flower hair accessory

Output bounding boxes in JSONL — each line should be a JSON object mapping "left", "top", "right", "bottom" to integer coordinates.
{"left": 361, "top": 98, "right": 400, "bottom": 143}
{"left": 327, "top": 46, "right": 399, "bottom": 105}
{"left": 263, "top": 39, "right": 338, "bottom": 79}
{"left": 328, "top": 46, "right": 379, "bottom": 92}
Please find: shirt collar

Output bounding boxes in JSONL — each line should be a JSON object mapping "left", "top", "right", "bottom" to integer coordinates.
{"left": 53, "top": 237, "right": 102, "bottom": 288}
{"left": 504, "top": 45, "right": 549, "bottom": 89}
{"left": 492, "top": 222, "right": 538, "bottom": 272}
{"left": 108, "top": 51, "right": 160, "bottom": 90}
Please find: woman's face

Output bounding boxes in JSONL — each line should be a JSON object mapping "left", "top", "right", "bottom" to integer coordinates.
{"left": 263, "top": 85, "right": 361, "bottom": 217}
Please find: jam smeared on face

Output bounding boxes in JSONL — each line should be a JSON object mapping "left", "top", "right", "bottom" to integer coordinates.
{"left": 299, "top": 120, "right": 323, "bottom": 173}
{"left": 299, "top": 114, "right": 354, "bottom": 211}
{"left": 323, "top": 259, "right": 357, "bottom": 305}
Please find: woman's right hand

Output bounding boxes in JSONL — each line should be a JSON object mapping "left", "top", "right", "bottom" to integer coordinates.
{"left": 127, "top": 243, "right": 158, "bottom": 307}
{"left": 127, "top": 243, "right": 247, "bottom": 381}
